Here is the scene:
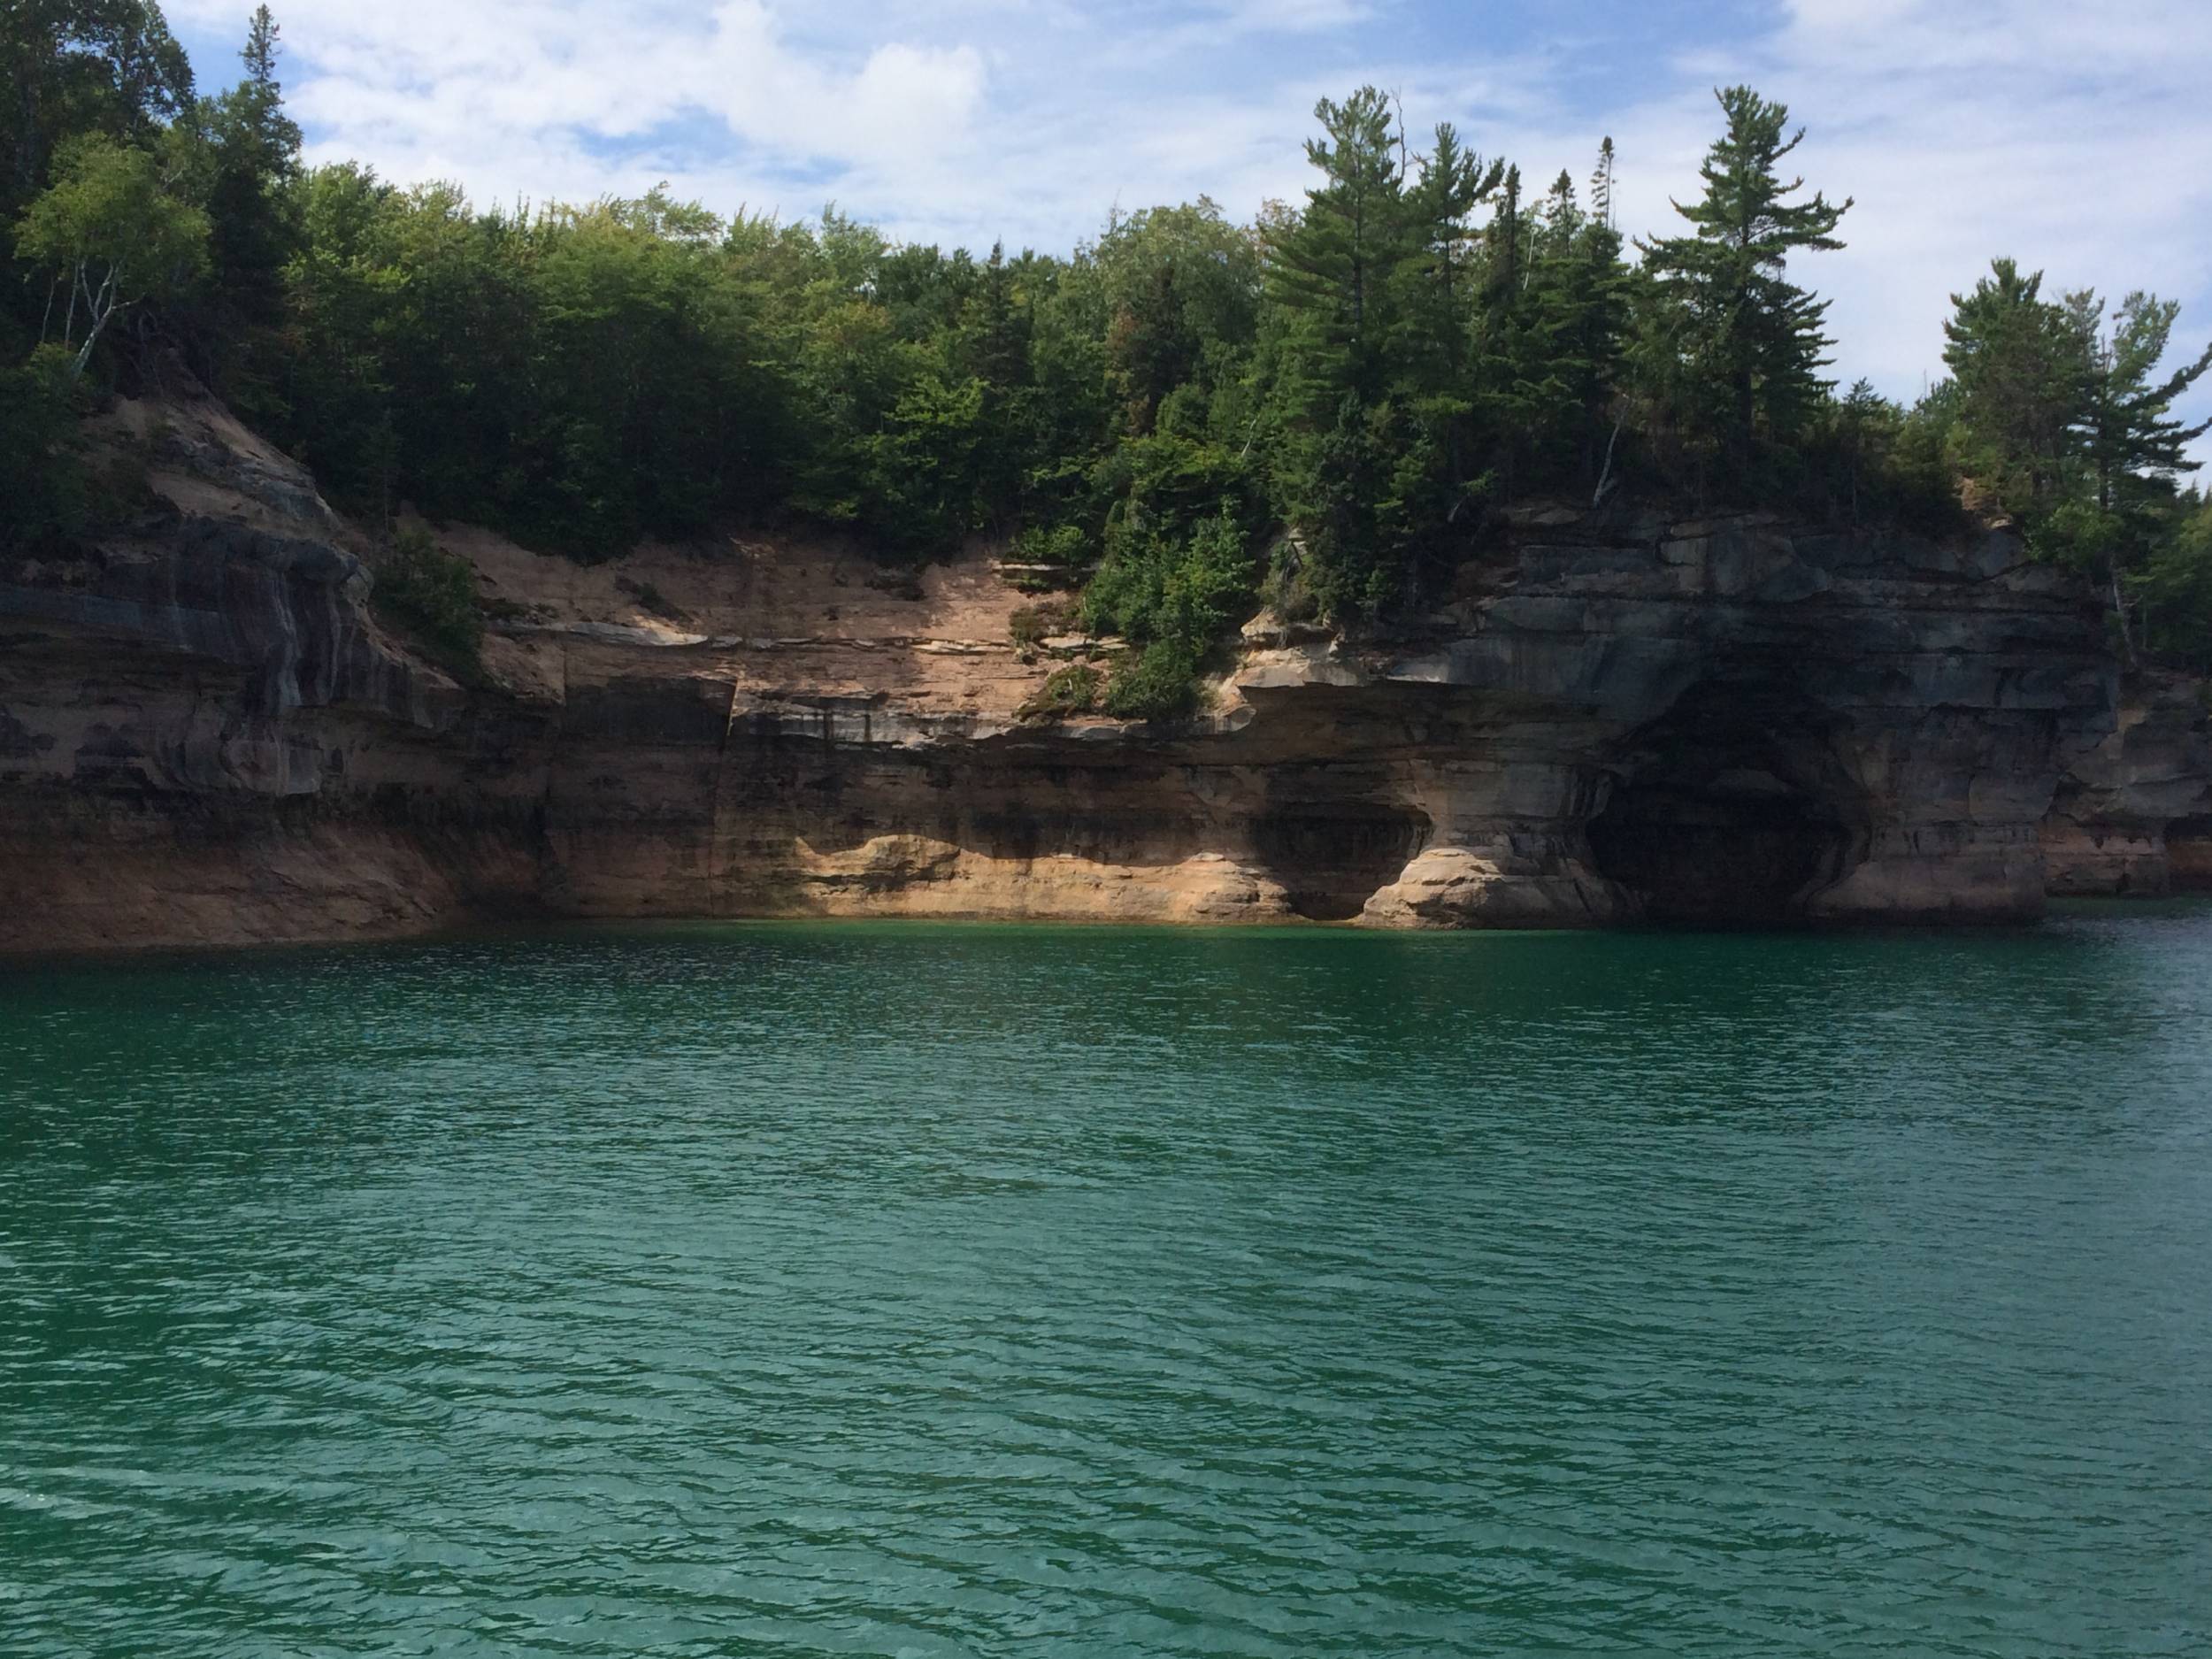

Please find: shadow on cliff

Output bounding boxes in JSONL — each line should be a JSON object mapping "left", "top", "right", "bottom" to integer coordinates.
{"left": 1253, "top": 797, "right": 1433, "bottom": 921}
{"left": 1587, "top": 676, "right": 1867, "bottom": 926}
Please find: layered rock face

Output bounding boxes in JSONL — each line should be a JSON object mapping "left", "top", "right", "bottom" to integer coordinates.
{"left": 1253, "top": 511, "right": 2116, "bottom": 928}
{"left": 0, "top": 393, "right": 2151, "bottom": 951}
{"left": 2043, "top": 672, "right": 2212, "bottom": 895}
{"left": 0, "top": 398, "right": 536, "bottom": 950}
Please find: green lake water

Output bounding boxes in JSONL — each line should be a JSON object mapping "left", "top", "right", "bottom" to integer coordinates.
{"left": 4, "top": 908, "right": 2211, "bottom": 1656}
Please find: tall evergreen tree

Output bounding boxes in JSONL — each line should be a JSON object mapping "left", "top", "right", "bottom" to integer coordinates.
{"left": 2069, "top": 292, "right": 2210, "bottom": 655}
{"left": 1940, "top": 257, "right": 2093, "bottom": 514}
{"left": 963, "top": 240, "right": 1035, "bottom": 522}
{"left": 1470, "top": 164, "right": 1555, "bottom": 495}
{"left": 1531, "top": 163, "right": 1631, "bottom": 488}
{"left": 198, "top": 5, "right": 302, "bottom": 393}
{"left": 1589, "top": 136, "right": 1617, "bottom": 232}
{"left": 1481, "top": 163, "right": 1523, "bottom": 308}
{"left": 2080, "top": 292, "right": 2212, "bottom": 517}
{"left": 1258, "top": 88, "right": 1412, "bottom": 616}
{"left": 1263, "top": 86, "right": 1406, "bottom": 411}
{"left": 1637, "top": 86, "right": 1850, "bottom": 465}
{"left": 1394, "top": 122, "right": 1502, "bottom": 386}
{"left": 1471, "top": 160, "right": 1629, "bottom": 495}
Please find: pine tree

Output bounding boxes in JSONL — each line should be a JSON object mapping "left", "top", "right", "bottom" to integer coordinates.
{"left": 1470, "top": 164, "right": 1555, "bottom": 494}
{"left": 964, "top": 240, "right": 1036, "bottom": 522}
{"left": 2072, "top": 293, "right": 2211, "bottom": 656}
{"left": 1481, "top": 163, "right": 1523, "bottom": 307}
{"left": 1263, "top": 87, "right": 1407, "bottom": 411}
{"left": 1534, "top": 162, "right": 1631, "bottom": 487}
{"left": 1394, "top": 121, "right": 1502, "bottom": 386}
{"left": 1589, "top": 136, "right": 1617, "bottom": 232}
{"left": 2081, "top": 293, "right": 2212, "bottom": 516}
{"left": 1472, "top": 161, "right": 1630, "bottom": 494}
{"left": 1637, "top": 86, "right": 1850, "bottom": 465}
{"left": 1258, "top": 88, "right": 1416, "bottom": 617}
{"left": 200, "top": 4, "right": 303, "bottom": 396}
{"left": 966, "top": 241, "right": 1028, "bottom": 391}
{"left": 1941, "top": 258, "right": 2093, "bottom": 514}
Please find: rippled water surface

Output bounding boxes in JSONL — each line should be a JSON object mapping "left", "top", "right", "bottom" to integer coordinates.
{"left": 5, "top": 909, "right": 2212, "bottom": 1656}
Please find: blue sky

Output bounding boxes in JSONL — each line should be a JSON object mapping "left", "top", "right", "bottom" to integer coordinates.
{"left": 165, "top": 0, "right": 2212, "bottom": 457}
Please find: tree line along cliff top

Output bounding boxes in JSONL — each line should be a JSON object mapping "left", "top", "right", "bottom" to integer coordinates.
{"left": 5, "top": 4, "right": 2210, "bottom": 717}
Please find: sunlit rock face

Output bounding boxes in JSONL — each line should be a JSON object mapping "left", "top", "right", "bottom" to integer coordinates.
{"left": 0, "top": 393, "right": 2149, "bottom": 951}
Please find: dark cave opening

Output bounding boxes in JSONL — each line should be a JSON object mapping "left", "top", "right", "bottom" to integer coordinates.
{"left": 1586, "top": 680, "right": 1862, "bottom": 926}
{"left": 2170, "top": 814, "right": 2212, "bottom": 891}
{"left": 1252, "top": 803, "right": 1431, "bottom": 921}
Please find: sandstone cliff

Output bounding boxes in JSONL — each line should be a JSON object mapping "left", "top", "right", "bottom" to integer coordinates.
{"left": 4, "top": 387, "right": 2197, "bottom": 953}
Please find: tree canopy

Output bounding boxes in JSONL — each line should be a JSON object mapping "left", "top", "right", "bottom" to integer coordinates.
{"left": 4, "top": 4, "right": 2209, "bottom": 707}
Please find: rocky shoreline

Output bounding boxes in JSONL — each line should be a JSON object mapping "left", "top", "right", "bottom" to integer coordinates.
{"left": 4, "top": 390, "right": 2207, "bottom": 954}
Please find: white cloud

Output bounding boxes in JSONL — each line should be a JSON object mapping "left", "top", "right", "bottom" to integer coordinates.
{"left": 843, "top": 41, "right": 987, "bottom": 157}
{"left": 169, "top": 0, "right": 990, "bottom": 211}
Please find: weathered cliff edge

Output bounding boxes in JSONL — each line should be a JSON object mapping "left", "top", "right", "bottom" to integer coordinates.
{"left": 4, "top": 388, "right": 2202, "bottom": 953}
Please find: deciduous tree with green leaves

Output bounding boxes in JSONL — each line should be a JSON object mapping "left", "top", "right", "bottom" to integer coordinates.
{"left": 15, "top": 129, "right": 207, "bottom": 380}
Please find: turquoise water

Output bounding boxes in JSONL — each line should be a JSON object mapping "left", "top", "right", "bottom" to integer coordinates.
{"left": 4, "top": 909, "right": 2211, "bottom": 1656}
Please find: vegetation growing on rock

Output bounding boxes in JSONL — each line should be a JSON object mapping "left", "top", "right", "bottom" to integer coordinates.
{"left": 1018, "top": 664, "right": 1103, "bottom": 722}
{"left": 371, "top": 524, "right": 483, "bottom": 677}
{"left": 4, "top": 3, "right": 2209, "bottom": 710}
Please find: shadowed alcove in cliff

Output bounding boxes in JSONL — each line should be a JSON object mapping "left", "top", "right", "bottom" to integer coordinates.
{"left": 1586, "top": 678, "right": 1866, "bottom": 926}
{"left": 1252, "top": 795, "right": 1432, "bottom": 921}
{"left": 2170, "top": 817, "right": 2212, "bottom": 890}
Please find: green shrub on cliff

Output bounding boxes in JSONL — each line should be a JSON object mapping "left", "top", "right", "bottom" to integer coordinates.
{"left": 1018, "top": 664, "right": 1102, "bottom": 721}
{"left": 1009, "top": 522, "right": 1091, "bottom": 591}
{"left": 1080, "top": 499, "right": 1255, "bottom": 715}
{"left": 1102, "top": 641, "right": 1208, "bottom": 721}
{"left": 372, "top": 526, "right": 482, "bottom": 676}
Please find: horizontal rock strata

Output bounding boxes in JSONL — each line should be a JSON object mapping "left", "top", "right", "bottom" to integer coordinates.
{"left": 7, "top": 392, "right": 2196, "bottom": 952}
{"left": 2043, "top": 671, "right": 2212, "bottom": 895}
